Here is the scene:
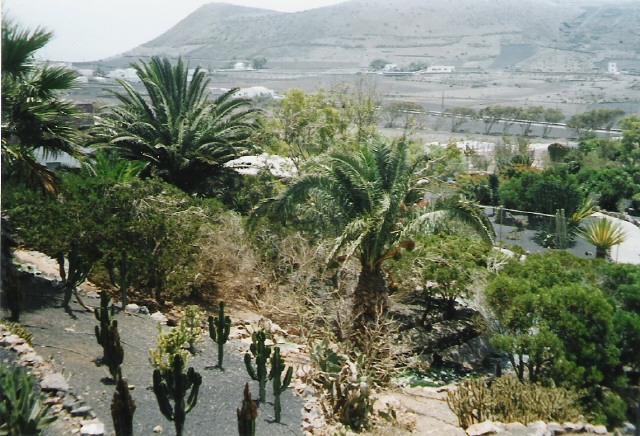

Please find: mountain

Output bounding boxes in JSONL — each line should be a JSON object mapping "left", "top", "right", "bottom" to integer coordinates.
{"left": 110, "top": 0, "right": 640, "bottom": 72}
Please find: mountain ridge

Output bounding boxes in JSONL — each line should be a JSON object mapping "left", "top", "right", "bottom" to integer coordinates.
{"left": 107, "top": 0, "right": 640, "bottom": 72}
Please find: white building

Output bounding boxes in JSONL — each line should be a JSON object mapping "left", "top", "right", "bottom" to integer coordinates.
{"left": 426, "top": 65, "right": 455, "bottom": 73}
{"left": 107, "top": 68, "right": 140, "bottom": 83}
{"left": 608, "top": 62, "right": 619, "bottom": 74}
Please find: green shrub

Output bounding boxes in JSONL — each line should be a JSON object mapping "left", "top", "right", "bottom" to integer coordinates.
{"left": 486, "top": 252, "right": 634, "bottom": 426}
{"left": 4, "top": 175, "right": 210, "bottom": 303}
{"left": 0, "top": 366, "right": 56, "bottom": 435}
{"left": 447, "top": 376, "right": 583, "bottom": 429}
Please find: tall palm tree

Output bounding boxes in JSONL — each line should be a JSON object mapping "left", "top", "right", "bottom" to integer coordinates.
{"left": 95, "top": 57, "right": 260, "bottom": 196}
{"left": 258, "top": 139, "right": 494, "bottom": 329}
{"left": 1, "top": 19, "right": 84, "bottom": 193}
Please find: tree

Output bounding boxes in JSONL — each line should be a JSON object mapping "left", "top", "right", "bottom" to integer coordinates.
{"left": 369, "top": 59, "right": 390, "bottom": 71}
{"left": 542, "top": 108, "right": 565, "bottom": 138}
{"left": 519, "top": 106, "right": 544, "bottom": 136}
{"left": 257, "top": 139, "right": 494, "bottom": 332}
{"left": 94, "top": 57, "right": 260, "bottom": 197}
{"left": 449, "top": 107, "right": 477, "bottom": 133}
{"left": 381, "top": 101, "right": 423, "bottom": 128}
{"left": 251, "top": 56, "right": 267, "bottom": 70}
{"left": 567, "top": 109, "right": 625, "bottom": 138}
{"left": 1, "top": 18, "right": 84, "bottom": 193}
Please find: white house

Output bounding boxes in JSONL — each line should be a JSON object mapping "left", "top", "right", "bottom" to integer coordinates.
{"left": 426, "top": 65, "right": 455, "bottom": 73}
{"left": 107, "top": 68, "right": 140, "bottom": 82}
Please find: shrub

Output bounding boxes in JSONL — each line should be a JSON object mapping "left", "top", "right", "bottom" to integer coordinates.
{"left": 0, "top": 366, "right": 56, "bottom": 435}
{"left": 447, "top": 376, "right": 583, "bottom": 429}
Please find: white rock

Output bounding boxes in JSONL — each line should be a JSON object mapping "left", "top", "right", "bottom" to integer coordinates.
{"left": 466, "top": 420, "right": 502, "bottom": 435}
{"left": 1, "top": 334, "right": 24, "bottom": 346}
{"left": 504, "top": 422, "right": 527, "bottom": 432}
{"left": 80, "top": 419, "right": 105, "bottom": 435}
{"left": 41, "top": 373, "right": 69, "bottom": 392}
{"left": 153, "top": 425, "right": 163, "bottom": 433}
{"left": 526, "top": 421, "right": 549, "bottom": 436}
{"left": 563, "top": 422, "right": 585, "bottom": 433}
{"left": 546, "top": 422, "right": 564, "bottom": 434}
{"left": 585, "top": 424, "right": 607, "bottom": 435}
{"left": 124, "top": 304, "right": 140, "bottom": 314}
{"left": 150, "top": 311, "right": 168, "bottom": 324}
{"left": 620, "top": 423, "right": 636, "bottom": 435}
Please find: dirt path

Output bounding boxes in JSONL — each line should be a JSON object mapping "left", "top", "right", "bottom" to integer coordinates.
{"left": 6, "top": 251, "right": 303, "bottom": 436}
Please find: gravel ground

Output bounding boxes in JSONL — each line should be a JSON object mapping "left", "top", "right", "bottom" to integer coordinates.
{"left": 6, "top": 273, "right": 303, "bottom": 436}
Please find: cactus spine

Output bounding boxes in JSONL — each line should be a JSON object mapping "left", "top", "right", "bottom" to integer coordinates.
{"left": 244, "top": 330, "right": 271, "bottom": 403}
{"left": 152, "top": 354, "right": 202, "bottom": 436}
{"left": 237, "top": 383, "right": 258, "bottom": 436}
{"left": 111, "top": 375, "right": 136, "bottom": 436}
{"left": 106, "top": 252, "right": 130, "bottom": 309}
{"left": 269, "top": 346, "right": 293, "bottom": 423}
{"left": 208, "top": 301, "right": 231, "bottom": 369}
{"left": 95, "top": 291, "right": 123, "bottom": 379}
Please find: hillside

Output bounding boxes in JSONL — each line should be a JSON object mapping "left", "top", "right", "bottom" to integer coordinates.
{"left": 108, "top": 0, "right": 640, "bottom": 72}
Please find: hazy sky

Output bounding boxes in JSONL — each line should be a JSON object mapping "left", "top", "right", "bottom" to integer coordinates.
{"left": 2, "top": 0, "right": 347, "bottom": 62}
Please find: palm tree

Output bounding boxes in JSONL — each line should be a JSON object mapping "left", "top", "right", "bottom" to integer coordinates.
{"left": 257, "top": 139, "right": 494, "bottom": 330}
{"left": 1, "top": 18, "right": 84, "bottom": 193}
{"left": 579, "top": 217, "right": 626, "bottom": 259}
{"left": 95, "top": 57, "right": 260, "bottom": 196}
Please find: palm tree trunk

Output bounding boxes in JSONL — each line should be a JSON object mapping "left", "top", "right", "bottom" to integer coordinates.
{"left": 352, "top": 266, "right": 388, "bottom": 332}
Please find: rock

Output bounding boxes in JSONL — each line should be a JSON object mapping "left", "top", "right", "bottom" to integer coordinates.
{"left": 153, "top": 425, "right": 163, "bottom": 433}
{"left": 441, "top": 332, "right": 495, "bottom": 370}
{"left": 504, "top": 422, "right": 527, "bottom": 432}
{"left": 19, "top": 352, "right": 44, "bottom": 366}
{"left": 584, "top": 424, "right": 607, "bottom": 435}
{"left": 84, "top": 291, "right": 100, "bottom": 299}
{"left": 41, "top": 373, "right": 70, "bottom": 392}
{"left": 150, "top": 311, "right": 168, "bottom": 325}
{"left": 124, "top": 304, "right": 140, "bottom": 314}
{"left": 525, "top": 421, "right": 548, "bottom": 436}
{"left": 466, "top": 420, "right": 502, "bottom": 435}
{"left": 71, "top": 405, "right": 93, "bottom": 417}
{"left": 80, "top": 419, "right": 105, "bottom": 435}
{"left": 139, "top": 306, "right": 150, "bottom": 315}
{"left": 12, "top": 343, "right": 32, "bottom": 354}
{"left": 1, "top": 334, "right": 24, "bottom": 346}
{"left": 619, "top": 423, "right": 636, "bottom": 435}
{"left": 546, "top": 422, "right": 564, "bottom": 434}
{"left": 563, "top": 422, "right": 584, "bottom": 433}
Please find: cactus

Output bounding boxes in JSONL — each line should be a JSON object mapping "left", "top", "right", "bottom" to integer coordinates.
{"left": 152, "top": 354, "right": 202, "bottom": 436}
{"left": 237, "top": 383, "right": 258, "bottom": 436}
{"left": 57, "top": 243, "right": 92, "bottom": 311}
{"left": 244, "top": 330, "right": 271, "bottom": 403}
{"left": 208, "top": 301, "right": 231, "bottom": 369}
{"left": 111, "top": 375, "right": 136, "bottom": 436}
{"left": 269, "top": 346, "right": 293, "bottom": 423}
{"left": 106, "top": 252, "right": 130, "bottom": 309}
{"left": 95, "top": 291, "right": 123, "bottom": 380}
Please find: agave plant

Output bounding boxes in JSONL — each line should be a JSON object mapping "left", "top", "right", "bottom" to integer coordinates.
{"left": 578, "top": 217, "right": 626, "bottom": 259}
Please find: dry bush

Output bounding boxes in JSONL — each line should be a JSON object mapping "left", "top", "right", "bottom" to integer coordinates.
{"left": 194, "top": 212, "right": 270, "bottom": 305}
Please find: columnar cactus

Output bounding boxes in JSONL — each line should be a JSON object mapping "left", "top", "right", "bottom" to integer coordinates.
{"left": 95, "top": 291, "right": 123, "bottom": 380}
{"left": 244, "top": 330, "right": 271, "bottom": 403}
{"left": 269, "top": 346, "right": 293, "bottom": 423}
{"left": 152, "top": 354, "right": 202, "bottom": 436}
{"left": 111, "top": 375, "right": 136, "bottom": 436}
{"left": 237, "top": 383, "right": 258, "bottom": 436}
{"left": 208, "top": 301, "right": 231, "bottom": 369}
{"left": 57, "top": 243, "right": 92, "bottom": 310}
{"left": 106, "top": 252, "right": 130, "bottom": 309}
